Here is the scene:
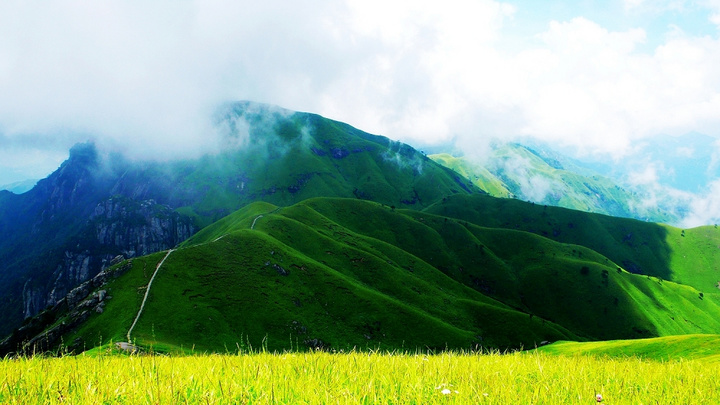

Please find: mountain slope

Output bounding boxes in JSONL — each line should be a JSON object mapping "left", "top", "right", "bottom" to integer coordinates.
{"left": 424, "top": 194, "right": 720, "bottom": 294}
{"left": 0, "top": 102, "right": 478, "bottom": 338}
{"left": 56, "top": 199, "right": 574, "bottom": 353}
{"left": 538, "top": 334, "right": 720, "bottom": 362}
{"left": 430, "top": 143, "right": 677, "bottom": 223}
{"left": 0, "top": 179, "right": 38, "bottom": 194}
{"left": 10, "top": 197, "right": 720, "bottom": 355}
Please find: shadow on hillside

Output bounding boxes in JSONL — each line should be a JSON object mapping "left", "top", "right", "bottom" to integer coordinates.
{"left": 427, "top": 194, "right": 675, "bottom": 283}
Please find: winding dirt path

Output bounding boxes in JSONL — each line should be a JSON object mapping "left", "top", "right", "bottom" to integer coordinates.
{"left": 121, "top": 208, "right": 280, "bottom": 347}
{"left": 251, "top": 214, "right": 263, "bottom": 229}
{"left": 251, "top": 207, "right": 282, "bottom": 230}
{"left": 126, "top": 249, "right": 173, "bottom": 343}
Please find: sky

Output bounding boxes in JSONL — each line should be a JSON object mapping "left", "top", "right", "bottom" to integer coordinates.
{"left": 2, "top": 0, "right": 720, "bottom": 191}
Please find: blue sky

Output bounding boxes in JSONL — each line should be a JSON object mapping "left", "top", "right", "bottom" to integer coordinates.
{"left": 1, "top": 0, "right": 720, "bottom": 187}
{"left": 507, "top": 0, "right": 718, "bottom": 50}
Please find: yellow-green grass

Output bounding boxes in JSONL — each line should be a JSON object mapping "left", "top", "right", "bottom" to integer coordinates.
{"left": 538, "top": 334, "right": 720, "bottom": 362}
{"left": 2, "top": 351, "right": 719, "bottom": 404}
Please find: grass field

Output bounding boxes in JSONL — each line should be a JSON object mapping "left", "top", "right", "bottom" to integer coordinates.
{"left": 2, "top": 350, "right": 718, "bottom": 404}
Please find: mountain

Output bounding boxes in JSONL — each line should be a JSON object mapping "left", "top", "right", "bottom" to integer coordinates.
{"left": 4, "top": 196, "right": 720, "bottom": 354}
{"left": 4, "top": 102, "right": 720, "bottom": 355}
{"left": 430, "top": 143, "right": 679, "bottom": 224}
{"left": 0, "top": 179, "right": 38, "bottom": 194}
{"left": 594, "top": 132, "right": 720, "bottom": 194}
{"left": 0, "top": 102, "right": 477, "bottom": 339}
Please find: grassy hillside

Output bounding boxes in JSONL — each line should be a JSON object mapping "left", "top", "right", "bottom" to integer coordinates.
{"left": 424, "top": 194, "right": 720, "bottom": 296}
{"left": 539, "top": 334, "right": 720, "bottom": 362}
{"left": 0, "top": 102, "right": 479, "bottom": 339}
{"left": 59, "top": 197, "right": 720, "bottom": 353}
{"left": 429, "top": 153, "right": 512, "bottom": 198}
{"left": 66, "top": 208, "right": 574, "bottom": 352}
{"left": 302, "top": 199, "right": 720, "bottom": 339}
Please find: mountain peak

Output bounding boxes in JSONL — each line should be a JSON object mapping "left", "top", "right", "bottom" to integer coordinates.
{"left": 67, "top": 142, "right": 99, "bottom": 168}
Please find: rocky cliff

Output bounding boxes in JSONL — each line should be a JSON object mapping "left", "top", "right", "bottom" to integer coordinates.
{"left": 21, "top": 196, "right": 196, "bottom": 320}
{"left": 0, "top": 143, "right": 197, "bottom": 337}
{"left": 1, "top": 257, "right": 133, "bottom": 356}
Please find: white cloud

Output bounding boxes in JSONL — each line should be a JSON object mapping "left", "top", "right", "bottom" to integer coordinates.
{"left": 0, "top": 0, "right": 354, "bottom": 160}
{"left": 709, "top": 139, "right": 720, "bottom": 175}
{"left": 681, "top": 178, "right": 720, "bottom": 227}
{"left": 2, "top": 0, "right": 720, "bottom": 185}
{"left": 700, "top": 0, "right": 720, "bottom": 24}
{"left": 676, "top": 146, "right": 695, "bottom": 157}
{"left": 319, "top": 10, "right": 720, "bottom": 161}
{"left": 628, "top": 163, "right": 660, "bottom": 186}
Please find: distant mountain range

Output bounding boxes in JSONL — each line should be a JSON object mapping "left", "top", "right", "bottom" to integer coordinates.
{"left": 0, "top": 179, "right": 38, "bottom": 194}
{"left": 600, "top": 132, "right": 719, "bottom": 194}
{"left": 2, "top": 102, "right": 719, "bottom": 355}
{"left": 430, "top": 143, "right": 678, "bottom": 224}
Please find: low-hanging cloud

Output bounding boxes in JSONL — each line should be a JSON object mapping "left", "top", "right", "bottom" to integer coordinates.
{"left": 0, "top": 0, "right": 355, "bottom": 162}
{"left": 682, "top": 179, "right": 720, "bottom": 227}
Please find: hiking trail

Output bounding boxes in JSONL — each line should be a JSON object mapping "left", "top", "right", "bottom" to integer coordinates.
{"left": 126, "top": 249, "right": 173, "bottom": 343}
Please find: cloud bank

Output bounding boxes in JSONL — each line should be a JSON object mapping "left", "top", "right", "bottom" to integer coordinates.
{"left": 2, "top": 1, "right": 720, "bottom": 156}
{"left": 2, "top": 0, "right": 720, "bottom": 223}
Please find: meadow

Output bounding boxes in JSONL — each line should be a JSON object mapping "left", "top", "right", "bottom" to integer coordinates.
{"left": 2, "top": 349, "right": 718, "bottom": 404}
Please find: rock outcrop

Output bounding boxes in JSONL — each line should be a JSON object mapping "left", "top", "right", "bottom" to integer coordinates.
{"left": 0, "top": 259, "right": 133, "bottom": 356}
{"left": 20, "top": 197, "right": 195, "bottom": 320}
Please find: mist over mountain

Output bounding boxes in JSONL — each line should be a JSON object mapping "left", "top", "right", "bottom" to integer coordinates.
{"left": 0, "top": 179, "right": 37, "bottom": 194}
{"left": 3, "top": 102, "right": 720, "bottom": 356}
{"left": 433, "top": 133, "right": 720, "bottom": 228}
{"left": 0, "top": 102, "right": 477, "bottom": 338}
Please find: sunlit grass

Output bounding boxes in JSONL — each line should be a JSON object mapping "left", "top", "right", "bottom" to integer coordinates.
{"left": 2, "top": 350, "right": 718, "bottom": 404}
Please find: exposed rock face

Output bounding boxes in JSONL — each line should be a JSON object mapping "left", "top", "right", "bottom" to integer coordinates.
{"left": 0, "top": 260, "right": 133, "bottom": 356}
{"left": 20, "top": 197, "right": 195, "bottom": 320}
{"left": 90, "top": 197, "right": 195, "bottom": 257}
{"left": 0, "top": 143, "right": 201, "bottom": 338}
{"left": 22, "top": 280, "right": 42, "bottom": 324}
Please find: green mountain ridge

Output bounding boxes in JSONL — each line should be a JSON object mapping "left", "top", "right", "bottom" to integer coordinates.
{"left": 538, "top": 334, "right": 720, "bottom": 362}
{"left": 424, "top": 194, "right": 720, "bottom": 294}
{"left": 22, "top": 196, "right": 720, "bottom": 355}
{"left": 430, "top": 144, "right": 677, "bottom": 224}
{"left": 0, "top": 101, "right": 479, "bottom": 338}
{"left": 3, "top": 102, "right": 719, "bottom": 358}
